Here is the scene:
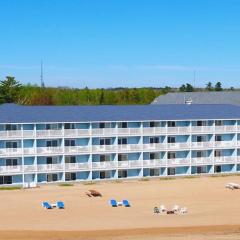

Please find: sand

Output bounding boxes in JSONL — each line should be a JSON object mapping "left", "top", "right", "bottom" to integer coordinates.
{"left": 0, "top": 175, "right": 240, "bottom": 239}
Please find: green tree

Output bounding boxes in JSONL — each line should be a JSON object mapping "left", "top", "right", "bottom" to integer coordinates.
{"left": 185, "top": 83, "right": 194, "bottom": 92}
{"left": 179, "top": 84, "right": 186, "bottom": 92}
{"left": 206, "top": 82, "right": 213, "bottom": 91}
{"left": 99, "top": 89, "right": 105, "bottom": 104}
{"left": 215, "top": 82, "right": 223, "bottom": 91}
{"left": 0, "top": 76, "right": 22, "bottom": 103}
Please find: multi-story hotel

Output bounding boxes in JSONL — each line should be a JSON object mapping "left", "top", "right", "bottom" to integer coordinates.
{"left": 1, "top": 103, "right": 240, "bottom": 185}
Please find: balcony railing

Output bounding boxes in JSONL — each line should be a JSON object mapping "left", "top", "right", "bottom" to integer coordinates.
{"left": 143, "top": 143, "right": 166, "bottom": 151}
{"left": 118, "top": 160, "right": 143, "bottom": 168}
{"left": 65, "top": 162, "right": 91, "bottom": 171}
{"left": 117, "top": 128, "right": 142, "bottom": 135}
{"left": 36, "top": 130, "right": 63, "bottom": 138}
{"left": 191, "top": 157, "right": 213, "bottom": 165}
{"left": 37, "top": 163, "right": 64, "bottom": 172}
{"left": 191, "top": 142, "right": 214, "bottom": 149}
{"left": 64, "top": 129, "right": 90, "bottom": 137}
{"left": 214, "top": 141, "right": 236, "bottom": 148}
{"left": 215, "top": 125, "right": 237, "bottom": 132}
{"left": 64, "top": 146, "right": 90, "bottom": 154}
{"left": 143, "top": 159, "right": 166, "bottom": 167}
{"left": 142, "top": 127, "right": 167, "bottom": 135}
{"left": 24, "top": 165, "right": 37, "bottom": 172}
{"left": 0, "top": 148, "right": 22, "bottom": 156}
{"left": 167, "top": 142, "right": 190, "bottom": 149}
{"left": 118, "top": 144, "right": 142, "bottom": 152}
{"left": 214, "top": 156, "right": 237, "bottom": 163}
{"left": 191, "top": 126, "right": 215, "bottom": 133}
{"left": 0, "top": 165, "right": 22, "bottom": 174}
{"left": 36, "top": 147, "right": 63, "bottom": 154}
{"left": 92, "top": 145, "right": 118, "bottom": 152}
{"left": 167, "top": 127, "right": 191, "bottom": 134}
{"left": 167, "top": 158, "right": 191, "bottom": 166}
{"left": 92, "top": 128, "right": 117, "bottom": 136}
{"left": 92, "top": 161, "right": 117, "bottom": 169}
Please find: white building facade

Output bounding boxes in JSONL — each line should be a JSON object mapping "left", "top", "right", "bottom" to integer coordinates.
{"left": 0, "top": 103, "right": 240, "bottom": 185}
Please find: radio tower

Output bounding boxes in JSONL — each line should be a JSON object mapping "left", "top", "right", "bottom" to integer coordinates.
{"left": 40, "top": 60, "right": 45, "bottom": 88}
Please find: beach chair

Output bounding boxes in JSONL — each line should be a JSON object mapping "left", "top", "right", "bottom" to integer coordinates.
{"left": 154, "top": 207, "right": 160, "bottom": 214}
{"left": 159, "top": 205, "right": 166, "bottom": 213}
{"left": 57, "top": 201, "right": 65, "bottom": 209}
{"left": 110, "top": 199, "right": 117, "bottom": 207}
{"left": 179, "top": 207, "right": 188, "bottom": 214}
{"left": 122, "top": 199, "right": 130, "bottom": 207}
{"left": 226, "top": 183, "right": 240, "bottom": 190}
{"left": 172, "top": 205, "right": 180, "bottom": 212}
{"left": 42, "top": 201, "right": 52, "bottom": 209}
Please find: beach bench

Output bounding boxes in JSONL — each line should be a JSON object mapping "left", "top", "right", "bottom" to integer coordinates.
{"left": 122, "top": 199, "right": 130, "bottom": 207}
{"left": 154, "top": 207, "right": 160, "bottom": 214}
{"left": 110, "top": 199, "right": 118, "bottom": 207}
{"left": 42, "top": 201, "right": 52, "bottom": 209}
{"left": 57, "top": 201, "right": 65, "bottom": 209}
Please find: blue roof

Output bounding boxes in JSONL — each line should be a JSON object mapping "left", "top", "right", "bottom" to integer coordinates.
{"left": 0, "top": 103, "right": 240, "bottom": 123}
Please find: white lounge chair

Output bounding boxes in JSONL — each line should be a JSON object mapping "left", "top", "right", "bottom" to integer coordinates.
{"left": 179, "top": 207, "right": 187, "bottom": 214}
{"left": 159, "top": 205, "right": 166, "bottom": 213}
{"left": 226, "top": 183, "right": 240, "bottom": 190}
{"left": 172, "top": 205, "right": 180, "bottom": 212}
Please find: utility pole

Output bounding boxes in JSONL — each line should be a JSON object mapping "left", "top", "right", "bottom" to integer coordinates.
{"left": 40, "top": 60, "right": 45, "bottom": 88}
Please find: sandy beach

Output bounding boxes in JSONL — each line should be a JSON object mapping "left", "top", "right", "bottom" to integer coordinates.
{"left": 0, "top": 175, "right": 240, "bottom": 239}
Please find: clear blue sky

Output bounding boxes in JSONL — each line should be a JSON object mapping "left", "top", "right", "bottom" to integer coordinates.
{"left": 0, "top": 0, "right": 240, "bottom": 88}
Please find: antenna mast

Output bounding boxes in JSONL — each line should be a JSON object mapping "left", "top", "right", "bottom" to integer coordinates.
{"left": 40, "top": 60, "right": 45, "bottom": 88}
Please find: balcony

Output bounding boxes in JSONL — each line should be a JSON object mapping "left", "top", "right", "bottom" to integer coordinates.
{"left": 118, "top": 144, "right": 142, "bottom": 152}
{"left": 0, "top": 148, "right": 22, "bottom": 157}
{"left": 143, "top": 143, "right": 166, "bottom": 151}
{"left": 92, "top": 145, "right": 117, "bottom": 153}
{"left": 167, "top": 142, "right": 190, "bottom": 150}
{"left": 167, "top": 158, "right": 191, "bottom": 166}
{"left": 36, "top": 147, "right": 63, "bottom": 155}
{"left": 64, "top": 146, "right": 90, "bottom": 154}
{"left": 215, "top": 125, "right": 237, "bottom": 133}
{"left": 191, "top": 157, "right": 213, "bottom": 165}
{"left": 191, "top": 126, "right": 214, "bottom": 133}
{"left": 64, "top": 129, "right": 90, "bottom": 137}
{"left": 92, "top": 161, "right": 117, "bottom": 169}
{"left": 214, "top": 141, "right": 236, "bottom": 148}
{"left": 118, "top": 160, "right": 143, "bottom": 168}
{"left": 0, "top": 130, "right": 35, "bottom": 139}
{"left": 0, "top": 165, "right": 22, "bottom": 174}
{"left": 117, "top": 128, "right": 142, "bottom": 135}
{"left": 36, "top": 130, "right": 63, "bottom": 138}
{"left": 23, "top": 165, "right": 37, "bottom": 172}
{"left": 92, "top": 128, "right": 117, "bottom": 136}
{"left": 142, "top": 127, "right": 167, "bottom": 135}
{"left": 65, "top": 162, "right": 91, "bottom": 171}
{"left": 143, "top": 159, "right": 166, "bottom": 167}
{"left": 191, "top": 141, "right": 214, "bottom": 149}
{"left": 37, "top": 163, "right": 64, "bottom": 172}
{"left": 214, "top": 156, "right": 237, "bottom": 164}
{"left": 167, "top": 127, "right": 191, "bottom": 134}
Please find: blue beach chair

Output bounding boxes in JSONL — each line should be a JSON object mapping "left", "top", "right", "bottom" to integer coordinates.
{"left": 57, "top": 201, "right": 65, "bottom": 209}
{"left": 110, "top": 199, "right": 117, "bottom": 207}
{"left": 122, "top": 199, "right": 130, "bottom": 207}
{"left": 42, "top": 201, "right": 52, "bottom": 209}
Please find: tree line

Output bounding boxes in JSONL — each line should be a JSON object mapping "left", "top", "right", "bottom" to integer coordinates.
{"left": 0, "top": 76, "right": 236, "bottom": 105}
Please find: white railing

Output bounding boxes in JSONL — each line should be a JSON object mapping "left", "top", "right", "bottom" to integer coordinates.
{"left": 142, "top": 127, "right": 167, "bottom": 135}
{"left": 92, "top": 145, "right": 118, "bottom": 152}
{"left": 36, "top": 147, "right": 63, "bottom": 154}
{"left": 167, "top": 142, "right": 190, "bottom": 150}
{"left": 65, "top": 162, "right": 91, "bottom": 171}
{"left": 143, "top": 159, "right": 166, "bottom": 167}
{"left": 37, "top": 163, "right": 64, "bottom": 172}
{"left": 214, "top": 156, "right": 237, "bottom": 163}
{"left": 167, "top": 158, "right": 191, "bottom": 166}
{"left": 118, "top": 160, "right": 143, "bottom": 168}
{"left": 64, "top": 146, "right": 90, "bottom": 153}
{"left": 24, "top": 165, "right": 37, "bottom": 172}
{"left": 143, "top": 143, "right": 166, "bottom": 151}
{"left": 0, "top": 148, "right": 22, "bottom": 156}
{"left": 167, "top": 127, "right": 191, "bottom": 134}
{"left": 0, "top": 130, "right": 22, "bottom": 138}
{"left": 22, "top": 130, "right": 35, "bottom": 138}
{"left": 117, "top": 128, "right": 142, "bottom": 135}
{"left": 215, "top": 125, "right": 237, "bottom": 132}
{"left": 92, "top": 128, "right": 117, "bottom": 136}
{"left": 191, "top": 157, "right": 213, "bottom": 165}
{"left": 36, "top": 129, "right": 63, "bottom": 138}
{"left": 191, "top": 126, "right": 215, "bottom": 133}
{"left": 92, "top": 161, "right": 117, "bottom": 169}
{"left": 0, "top": 165, "right": 22, "bottom": 174}
{"left": 214, "top": 141, "right": 236, "bottom": 148}
{"left": 118, "top": 144, "right": 142, "bottom": 152}
{"left": 191, "top": 142, "right": 214, "bottom": 149}
{"left": 64, "top": 129, "right": 90, "bottom": 137}
{"left": 23, "top": 148, "right": 35, "bottom": 155}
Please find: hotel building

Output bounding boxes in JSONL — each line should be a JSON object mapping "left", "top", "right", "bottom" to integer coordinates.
{"left": 1, "top": 103, "right": 240, "bottom": 185}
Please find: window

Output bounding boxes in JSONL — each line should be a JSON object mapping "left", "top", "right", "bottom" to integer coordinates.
{"left": 100, "top": 171, "right": 111, "bottom": 179}
{"left": 196, "top": 151, "right": 203, "bottom": 158}
{"left": 118, "top": 138, "right": 127, "bottom": 145}
{"left": 150, "top": 122, "right": 160, "bottom": 128}
{"left": 99, "top": 122, "right": 111, "bottom": 128}
{"left": 5, "top": 124, "right": 17, "bottom": 131}
{"left": 65, "top": 172, "right": 76, "bottom": 181}
{"left": 197, "top": 166, "right": 207, "bottom": 174}
{"left": 167, "top": 121, "right": 176, "bottom": 127}
{"left": 100, "top": 155, "right": 111, "bottom": 162}
{"left": 46, "top": 124, "right": 60, "bottom": 130}
{"left": 46, "top": 140, "right": 58, "bottom": 147}
{"left": 5, "top": 141, "right": 18, "bottom": 149}
{"left": 215, "top": 135, "right": 222, "bottom": 142}
{"left": 118, "top": 170, "right": 127, "bottom": 178}
{"left": 118, "top": 122, "right": 128, "bottom": 128}
{"left": 118, "top": 154, "right": 127, "bottom": 161}
{"left": 215, "top": 120, "right": 223, "bottom": 126}
{"left": 65, "top": 156, "right": 76, "bottom": 163}
{"left": 197, "top": 136, "right": 205, "bottom": 142}
{"left": 150, "top": 169, "right": 159, "bottom": 176}
{"left": 0, "top": 176, "right": 12, "bottom": 185}
{"left": 64, "top": 123, "right": 75, "bottom": 129}
{"left": 100, "top": 138, "right": 111, "bottom": 145}
{"left": 150, "top": 137, "right": 159, "bottom": 144}
{"left": 65, "top": 139, "right": 76, "bottom": 147}
{"left": 47, "top": 173, "right": 58, "bottom": 182}
{"left": 167, "top": 136, "right": 175, "bottom": 143}
{"left": 214, "top": 150, "right": 222, "bottom": 157}
{"left": 46, "top": 157, "right": 58, "bottom": 164}
{"left": 6, "top": 158, "right": 18, "bottom": 166}
{"left": 167, "top": 152, "right": 176, "bottom": 159}
{"left": 214, "top": 165, "right": 221, "bottom": 173}
{"left": 168, "top": 168, "right": 176, "bottom": 175}
{"left": 150, "top": 152, "right": 159, "bottom": 160}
